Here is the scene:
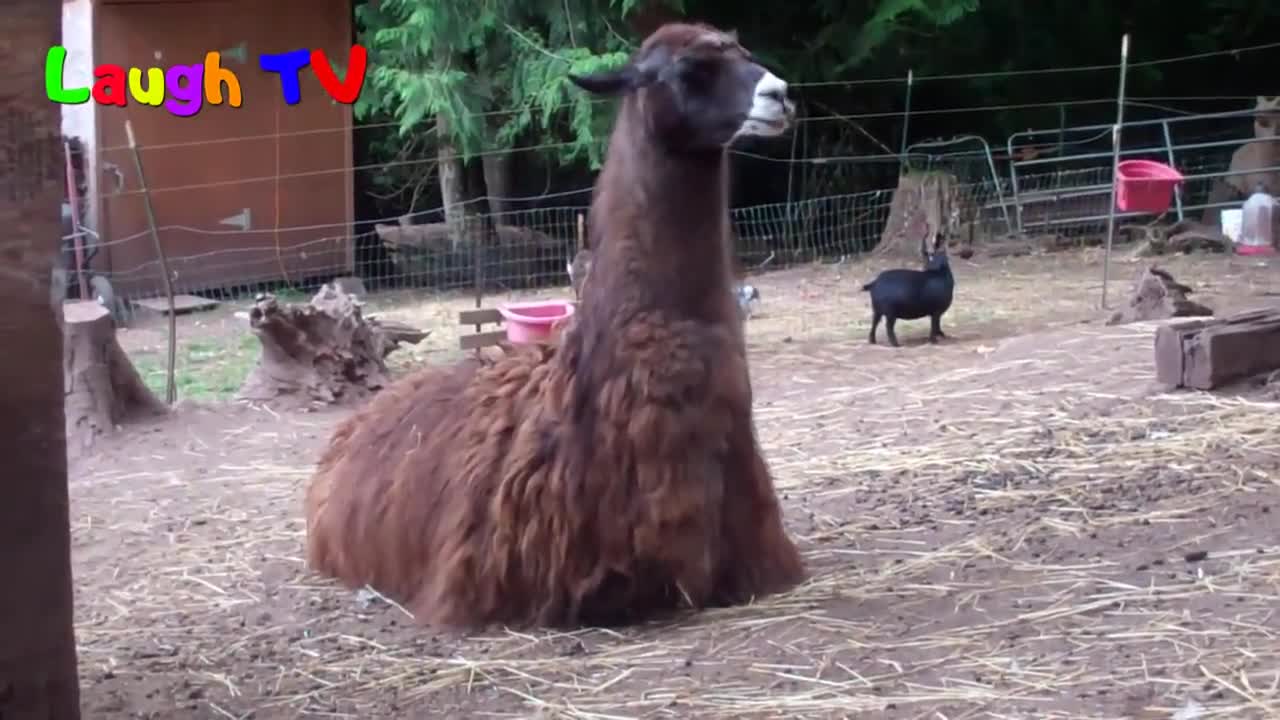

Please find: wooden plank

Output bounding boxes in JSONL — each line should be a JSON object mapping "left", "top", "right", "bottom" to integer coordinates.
{"left": 131, "top": 293, "right": 219, "bottom": 315}
{"left": 459, "top": 329, "right": 509, "bottom": 351}
{"left": 1153, "top": 317, "right": 1215, "bottom": 386}
{"left": 1154, "top": 308, "right": 1280, "bottom": 390}
{"left": 459, "top": 308, "right": 502, "bottom": 325}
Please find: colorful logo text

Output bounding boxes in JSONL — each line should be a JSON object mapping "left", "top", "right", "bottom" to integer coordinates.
{"left": 45, "top": 45, "right": 369, "bottom": 117}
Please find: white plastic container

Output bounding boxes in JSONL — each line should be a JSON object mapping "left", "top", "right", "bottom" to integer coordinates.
{"left": 1239, "top": 186, "right": 1277, "bottom": 255}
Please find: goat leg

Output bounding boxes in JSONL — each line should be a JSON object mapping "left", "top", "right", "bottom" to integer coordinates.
{"left": 868, "top": 311, "right": 881, "bottom": 344}
{"left": 929, "top": 315, "right": 946, "bottom": 343}
{"left": 885, "top": 317, "right": 900, "bottom": 347}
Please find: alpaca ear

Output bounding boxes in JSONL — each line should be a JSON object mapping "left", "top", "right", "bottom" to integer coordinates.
{"left": 568, "top": 52, "right": 664, "bottom": 96}
{"left": 569, "top": 65, "right": 644, "bottom": 96}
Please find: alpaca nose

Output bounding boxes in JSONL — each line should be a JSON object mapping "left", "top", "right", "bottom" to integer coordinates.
{"left": 755, "top": 72, "right": 789, "bottom": 106}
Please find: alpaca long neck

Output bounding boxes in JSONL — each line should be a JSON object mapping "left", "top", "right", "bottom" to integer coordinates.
{"left": 593, "top": 123, "right": 734, "bottom": 310}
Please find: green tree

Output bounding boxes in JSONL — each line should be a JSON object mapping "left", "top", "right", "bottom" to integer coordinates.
{"left": 354, "top": 0, "right": 644, "bottom": 232}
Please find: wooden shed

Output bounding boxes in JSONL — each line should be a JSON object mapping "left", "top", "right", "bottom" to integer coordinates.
{"left": 80, "top": 0, "right": 356, "bottom": 297}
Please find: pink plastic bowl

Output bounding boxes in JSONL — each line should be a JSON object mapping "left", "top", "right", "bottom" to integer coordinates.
{"left": 1115, "top": 159, "right": 1184, "bottom": 214}
{"left": 497, "top": 300, "right": 575, "bottom": 344}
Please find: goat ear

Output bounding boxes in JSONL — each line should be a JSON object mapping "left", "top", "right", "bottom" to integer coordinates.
{"left": 568, "top": 65, "right": 646, "bottom": 97}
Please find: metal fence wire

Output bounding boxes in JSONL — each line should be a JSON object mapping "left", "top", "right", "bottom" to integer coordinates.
{"left": 65, "top": 104, "right": 1278, "bottom": 335}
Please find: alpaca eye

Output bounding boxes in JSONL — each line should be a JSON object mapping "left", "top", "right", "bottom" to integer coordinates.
{"left": 678, "top": 58, "right": 716, "bottom": 87}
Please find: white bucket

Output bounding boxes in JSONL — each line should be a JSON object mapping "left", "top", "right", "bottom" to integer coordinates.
{"left": 1221, "top": 208, "right": 1243, "bottom": 243}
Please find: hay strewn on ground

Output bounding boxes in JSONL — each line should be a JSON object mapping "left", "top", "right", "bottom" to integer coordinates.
{"left": 76, "top": 250, "right": 1280, "bottom": 719}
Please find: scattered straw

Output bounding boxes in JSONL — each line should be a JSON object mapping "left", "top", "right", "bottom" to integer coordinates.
{"left": 71, "top": 251, "right": 1280, "bottom": 718}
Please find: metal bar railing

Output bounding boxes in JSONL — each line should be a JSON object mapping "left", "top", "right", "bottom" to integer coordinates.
{"left": 1012, "top": 163, "right": 1280, "bottom": 230}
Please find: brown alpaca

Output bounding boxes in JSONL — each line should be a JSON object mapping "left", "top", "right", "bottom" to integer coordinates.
{"left": 304, "top": 21, "right": 806, "bottom": 629}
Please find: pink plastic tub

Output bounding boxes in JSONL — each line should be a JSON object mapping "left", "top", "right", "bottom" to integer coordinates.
{"left": 497, "top": 299, "right": 575, "bottom": 344}
{"left": 1115, "top": 159, "right": 1184, "bottom": 214}
{"left": 1236, "top": 244, "right": 1276, "bottom": 256}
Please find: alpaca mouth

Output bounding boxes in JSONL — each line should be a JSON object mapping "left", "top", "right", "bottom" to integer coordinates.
{"left": 750, "top": 101, "right": 795, "bottom": 129}
{"left": 744, "top": 115, "right": 791, "bottom": 134}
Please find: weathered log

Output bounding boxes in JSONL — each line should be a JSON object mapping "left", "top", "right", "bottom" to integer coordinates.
{"left": 1129, "top": 220, "right": 1233, "bottom": 257}
{"left": 62, "top": 300, "right": 167, "bottom": 453}
{"left": 237, "top": 283, "right": 428, "bottom": 404}
{"left": 1154, "top": 308, "right": 1280, "bottom": 390}
{"left": 1107, "top": 265, "right": 1214, "bottom": 326}
{"left": 374, "top": 217, "right": 570, "bottom": 289}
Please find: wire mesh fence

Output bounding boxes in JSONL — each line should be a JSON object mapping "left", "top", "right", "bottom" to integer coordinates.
{"left": 58, "top": 93, "right": 1280, "bottom": 401}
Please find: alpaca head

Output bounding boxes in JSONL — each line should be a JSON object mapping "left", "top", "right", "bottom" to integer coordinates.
{"left": 567, "top": 22, "right": 795, "bottom": 152}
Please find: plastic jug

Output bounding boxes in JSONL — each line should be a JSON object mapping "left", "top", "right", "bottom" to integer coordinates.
{"left": 1239, "top": 185, "right": 1277, "bottom": 255}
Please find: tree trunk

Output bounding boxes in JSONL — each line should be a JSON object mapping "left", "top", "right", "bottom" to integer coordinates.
{"left": 481, "top": 151, "right": 513, "bottom": 216}
{"left": 0, "top": 1, "right": 83, "bottom": 717}
{"left": 62, "top": 300, "right": 167, "bottom": 455}
{"left": 436, "top": 112, "right": 469, "bottom": 250}
{"left": 875, "top": 171, "right": 963, "bottom": 260}
{"left": 465, "top": 159, "right": 502, "bottom": 290}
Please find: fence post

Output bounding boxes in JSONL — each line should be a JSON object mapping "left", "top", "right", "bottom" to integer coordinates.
{"left": 125, "top": 120, "right": 178, "bottom": 404}
{"left": 1160, "top": 119, "right": 1185, "bottom": 221}
{"left": 1006, "top": 134, "right": 1024, "bottom": 235}
{"left": 972, "top": 136, "right": 1013, "bottom": 235}
{"left": 1057, "top": 104, "right": 1066, "bottom": 158}
{"left": 783, "top": 102, "right": 801, "bottom": 255}
{"left": 473, "top": 211, "right": 487, "bottom": 330}
{"left": 898, "top": 69, "right": 914, "bottom": 177}
{"left": 1101, "top": 33, "right": 1131, "bottom": 310}
{"left": 62, "top": 140, "right": 90, "bottom": 301}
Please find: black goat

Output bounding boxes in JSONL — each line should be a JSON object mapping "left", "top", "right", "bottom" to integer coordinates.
{"left": 862, "top": 238, "right": 954, "bottom": 347}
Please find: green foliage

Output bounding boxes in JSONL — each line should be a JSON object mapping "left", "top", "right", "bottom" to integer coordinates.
{"left": 353, "top": 0, "right": 984, "bottom": 176}
{"left": 697, "top": 0, "right": 981, "bottom": 83}
{"left": 496, "top": 26, "right": 633, "bottom": 167}
{"left": 837, "top": 0, "right": 980, "bottom": 74}
{"left": 354, "top": 0, "right": 642, "bottom": 168}
{"left": 349, "top": 0, "right": 1275, "bottom": 211}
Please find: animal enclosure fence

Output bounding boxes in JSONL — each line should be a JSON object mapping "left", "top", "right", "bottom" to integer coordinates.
{"left": 1007, "top": 108, "right": 1276, "bottom": 240}
{"left": 63, "top": 91, "right": 1279, "bottom": 400}
{"left": 85, "top": 109, "right": 1269, "bottom": 283}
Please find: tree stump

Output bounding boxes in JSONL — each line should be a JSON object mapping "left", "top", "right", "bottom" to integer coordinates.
{"left": 568, "top": 248, "right": 593, "bottom": 301}
{"left": 237, "top": 283, "right": 429, "bottom": 404}
{"left": 875, "top": 171, "right": 962, "bottom": 260}
{"left": 1106, "top": 266, "right": 1214, "bottom": 326}
{"left": 62, "top": 300, "right": 167, "bottom": 453}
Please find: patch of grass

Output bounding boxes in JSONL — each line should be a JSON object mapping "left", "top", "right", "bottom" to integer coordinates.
{"left": 133, "top": 334, "right": 260, "bottom": 402}
{"left": 270, "top": 287, "right": 311, "bottom": 304}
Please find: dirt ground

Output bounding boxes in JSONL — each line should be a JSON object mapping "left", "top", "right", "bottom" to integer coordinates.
{"left": 72, "top": 249, "right": 1280, "bottom": 719}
